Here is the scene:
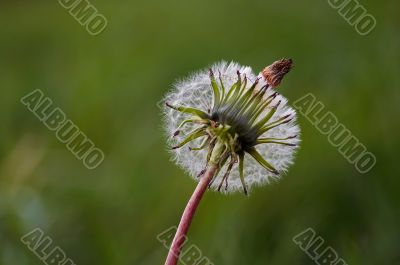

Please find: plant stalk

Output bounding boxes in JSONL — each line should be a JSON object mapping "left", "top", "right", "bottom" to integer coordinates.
{"left": 164, "top": 164, "right": 218, "bottom": 265}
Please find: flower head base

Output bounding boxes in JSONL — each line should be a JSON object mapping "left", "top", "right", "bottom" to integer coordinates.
{"left": 163, "top": 61, "right": 300, "bottom": 194}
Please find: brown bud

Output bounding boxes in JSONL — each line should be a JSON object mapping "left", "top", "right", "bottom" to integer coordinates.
{"left": 262, "top": 58, "right": 293, "bottom": 88}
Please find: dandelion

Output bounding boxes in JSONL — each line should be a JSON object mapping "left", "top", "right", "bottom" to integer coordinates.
{"left": 162, "top": 59, "right": 300, "bottom": 265}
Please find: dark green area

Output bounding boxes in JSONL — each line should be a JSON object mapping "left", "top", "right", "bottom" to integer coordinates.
{"left": 0, "top": 0, "right": 399, "bottom": 264}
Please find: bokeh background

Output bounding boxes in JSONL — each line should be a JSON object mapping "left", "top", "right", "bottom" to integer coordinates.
{"left": 1, "top": 0, "right": 399, "bottom": 264}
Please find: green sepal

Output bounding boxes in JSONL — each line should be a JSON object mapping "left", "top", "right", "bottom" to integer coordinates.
{"left": 253, "top": 102, "right": 280, "bottom": 130}
{"left": 258, "top": 115, "right": 291, "bottom": 135}
{"left": 209, "top": 69, "right": 221, "bottom": 109}
{"left": 238, "top": 152, "right": 248, "bottom": 195}
{"left": 172, "top": 127, "right": 206, "bottom": 149}
{"left": 247, "top": 147, "right": 278, "bottom": 175}
{"left": 255, "top": 139, "right": 296, "bottom": 146}
{"left": 189, "top": 136, "right": 210, "bottom": 150}
{"left": 166, "top": 103, "right": 210, "bottom": 119}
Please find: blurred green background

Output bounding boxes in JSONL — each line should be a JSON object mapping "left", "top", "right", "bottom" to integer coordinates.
{"left": 1, "top": 0, "right": 399, "bottom": 264}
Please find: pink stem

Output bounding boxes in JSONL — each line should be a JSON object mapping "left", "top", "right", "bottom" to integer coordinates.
{"left": 164, "top": 165, "right": 218, "bottom": 265}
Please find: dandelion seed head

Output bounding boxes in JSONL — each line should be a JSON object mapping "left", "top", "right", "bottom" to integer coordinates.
{"left": 163, "top": 61, "right": 300, "bottom": 194}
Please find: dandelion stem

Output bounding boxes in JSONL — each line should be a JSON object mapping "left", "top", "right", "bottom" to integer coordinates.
{"left": 164, "top": 164, "right": 218, "bottom": 265}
